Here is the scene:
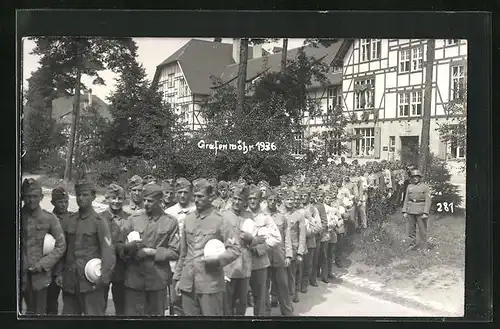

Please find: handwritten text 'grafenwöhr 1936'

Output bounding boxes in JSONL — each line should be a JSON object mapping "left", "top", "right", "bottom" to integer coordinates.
{"left": 197, "top": 140, "right": 277, "bottom": 156}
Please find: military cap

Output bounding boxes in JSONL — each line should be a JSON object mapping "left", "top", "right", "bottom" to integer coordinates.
{"left": 143, "top": 175, "right": 157, "bottom": 185}
{"left": 258, "top": 180, "right": 270, "bottom": 188}
{"left": 410, "top": 169, "right": 422, "bottom": 177}
{"left": 22, "top": 178, "right": 42, "bottom": 194}
{"left": 161, "top": 179, "right": 174, "bottom": 192}
{"left": 248, "top": 184, "right": 262, "bottom": 198}
{"left": 232, "top": 184, "right": 249, "bottom": 199}
{"left": 267, "top": 188, "right": 278, "bottom": 198}
{"left": 282, "top": 188, "right": 296, "bottom": 199}
{"left": 51, "top": 186, "right": 69, "bottom": 201}
{"left": 143, "top": 183, "right": 163, "bottom": 198}
{"left": 193, "top": 178, "right": 211, "bottom": 192}
{"left": 176, "top": 177, "right": 192, "bottom": 191}
{"left": 218, "top": 180, "right": 228, "bottom": 189}
{"left": 106, "top": 183, "right": 125, "bottom": 197}
{"left": 75, "top": 180, "right": 95, "bottom": 193}
{"left": 128, "top": 175, "right": 143, "bottom": 189}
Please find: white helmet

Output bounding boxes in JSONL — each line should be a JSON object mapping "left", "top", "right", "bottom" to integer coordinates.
{"left": 43, "top": 234, "right": 55, "bottom": 255}
{"left": 84, "top": 258, "right": 102, "bottom": 283}
{"left": 203, "top": 239, "right": 225, "bottom": 259}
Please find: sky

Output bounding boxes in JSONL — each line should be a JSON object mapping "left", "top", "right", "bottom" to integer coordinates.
{"left": 22, "top": 38, "right": 306, "bottom": 103}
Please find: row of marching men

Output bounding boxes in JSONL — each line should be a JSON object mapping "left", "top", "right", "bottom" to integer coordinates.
{"left": 20, "top": 174, "right": 352, "bottom": 316}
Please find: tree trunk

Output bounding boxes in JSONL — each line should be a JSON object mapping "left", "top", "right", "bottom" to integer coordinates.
{"left": 419, "top": 39, "right": 435, "bottom": 179}
{"left": 63, "top": 67, "right": 82, "bottom": 182}
{"left": 281, "top": 38, "right": 288, "bottom": 70}
{"left": 236, "top": 38, "right": 249, "bottom": 114}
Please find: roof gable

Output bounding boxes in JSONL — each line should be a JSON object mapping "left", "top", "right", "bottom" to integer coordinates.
{"left": 52, "top": 94, "right": 111, "bottom": 124}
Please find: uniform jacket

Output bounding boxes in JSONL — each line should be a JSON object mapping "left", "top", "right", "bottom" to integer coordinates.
{"left": 222, "top": 210, "right": 253, "bottom": 279}
{"left": 367, "top": 173, "right": 380, "bottom": 189}
{"left": 51, "top": 211, "right": 73, "bottom": 278}
{"left": 324, "top": 204, "right": 341, "bottom": 241}
{"left": 314, "top": 203, "right": 330, "bottom": 242}
{"left": 123, "top": 211, "right": 179, "bottom": 291}
{"left": 165, "top": 202, "right": 196, "bottom": 273}
{"left": 383, "top": 169, "right": 393, "bottom": 189}
{"left": 299, "top": 205, "right": 321, "bottom": 249}
{"left": 267, "top": 210, "right": 293, "bottom": 267}
{"left": 174, "top": 207, "right": 241, "bottom": 294}
{"left": 21, "top": 206, "right": 66, "bottom": 291}
{"left": 99, "top": 209, "right": 131, "bottom": 283}
{"left": 378, "top": 172, "right": 387, "bottom": 194}
{"left": 285, "top": 209, "right": 306, "bottom": 256}
{"left": 58, "top": 208, "right": 115, "bottom": 294}
{"left": 248, "top": 210, "right": 281, "bottom": 270}
{"left": 403, "top": 182, "right": 432, "bottom": 215}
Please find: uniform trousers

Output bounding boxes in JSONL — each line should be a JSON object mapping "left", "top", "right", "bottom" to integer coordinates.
{"left": 265, "top": 267, "right": 293, "bottom": 316}
{"left": 224, "top": 278, "right": 249, "bottom": 316}
{"left": 169, "top": 281, "right": 182, "bottom": 315}
{"left": 317, "top": 242, "right": 330, "bottom": 281}
{"left": 104, "top": 281, "right": 125, "bottom": 315}
{"left": 250, "top": 268, "right": 268, "bottom": 316}
{"left": 62, "top": 289, "right": 105, "bottom": 315}
{"left": 22, "top": 274, "right": 48, "bottom": 315}
{"left": 350, "top": 202, "right": 367, "bottom": 228}
{"left": 311, "top": 235, "right": 321, "bottom": 283}
{"left": 46, "top": 276, "right": 60, "bottom": 315}
{"left": 301, "top": 248, "right": 315, "bottom": 288}
{"left": 407, "top": 214, "right": 428, "bottom": 249}
{"left": 287, "top": 259, "right": 302, "bottom": 298}
{"left": 124, "top": 287, "right": 165, "bottom": 316}
{"left": 182, "top": 290, "right": 224, "bottom": 316}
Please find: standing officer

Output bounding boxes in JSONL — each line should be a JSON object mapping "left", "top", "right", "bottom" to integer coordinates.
{"left": 124, "top": 175, "right": 145, "bottom": 215}
{"left": 265, "top": 189, "right": 294, "bottom": 316}
{"left": 222, "top": 184, "right": 253, "bottom": 316}
{"left": 46, "top": 186, "right": 72, "bottom": 315}
{"left": 123, "top": 184, "right": 180, "bottom": 316}
{"left": 21, "top": 178, "right": 66, "bottom": 315}
{"left": 174, "top": 179, "right": 241, "bottom": 316}
{"left": 57, "top": 180, "right": 115, "bottom": 315}
{"left": 99, "top": 183, "right": 130, "bottom": 316}
{"left": 285, "top": 190, "right": 306, "bottom": 303}
{"left": 402, "top": 169, "right": 432, "bottom": 253}
{"left": 212, "top": 181, "right": 231, "bottom": 211}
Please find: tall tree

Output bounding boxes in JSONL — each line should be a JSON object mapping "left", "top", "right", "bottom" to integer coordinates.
{"left": 281, "top": 38, "right": 288, "bottom": 70}
{"left": 419, "top": 39, "right": 435, "bottom": 178}
{"left": 30, "top": 37, "right": 138, "bottom": 181}
{"left": 236, "top": 38, "right": 249, "bottom": 114}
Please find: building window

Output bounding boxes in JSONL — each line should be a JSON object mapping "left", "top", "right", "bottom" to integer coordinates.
{"left": 179, "top": 78, "right": 189, "bottom": 97}
{"left": 181, "top": 104, "right": 189, "bottom": 121}
{"left": 360, "top": 39, "right": 381, "bottom": 62}
{"left": 451, "top": 64, "right": 465, "bottom": 101}
{"left": 168, "top": 73, "right": 175, "bottom": 88}
{"left": 292, "top": 131, "right": 304, "bottom": 155}
{"left": 399, "top": 49, "right": 411, "bottom": 72}
{"left": 389, "top": 136, "right": 396, "bottom": 152}
{"left": 355, "top": 78, "right": 375, "bottom": 109}
{"left": 332, "top": 65, "right": 342, "bottom": 73}
{"left": 328, "top": 86, "right": 342, "bottom": 108}
{"left": 399, "top": 46, "right": 423, "bottom": 73}
{"left": 411, "top": 47, "right": 423, "bottom": 71}
{"left": 445, "top": 39, "right": 459, "bottom": 46}
{"left": 355, "top": 128, "right": 375, "bottom": 157}
{"left": 398, "top": 91, "right": 422, "bottom": 117}
{"left": 328, "top": 131, "right": 342, "bottom": 156}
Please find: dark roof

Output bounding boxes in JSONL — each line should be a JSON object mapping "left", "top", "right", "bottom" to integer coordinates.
{"left": 220, "top": 40, "right": 346, "bottom": 88}
{"left": 52, "top": 93, "right": 111, "bottom": 124}
{"left": 152, "top": 39, "right": 254, "bottom": 95}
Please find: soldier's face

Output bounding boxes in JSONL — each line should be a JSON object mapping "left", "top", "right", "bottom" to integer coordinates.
{"left": 144, "top": 195, "right": 162, "bottom": 214}
{"left": 219, "top": 188, "right": 228, "bottom": 199}
{"left": 324, "top": 196, "right": 332, "bottom": 205}
{"left": 52, "top": 198, "right": 69, "bottom": 213}
{"left": 163, "top": 190, "right": 175, "bottom": 204}
{"left": 130, "top": 186, "right": 144, "bottom": 203}
{"left": 284, "top": 197, "right": 294, "bottom": 209}
{"left": 248, "top": 193, "right": 260, "bottom": 211}
{"left": 294, "top": 196, "right": 302, "bottom": 207}
{"left": 231, "top": 195, "right": 247, "bottom": 212}
{"left": 287, "top": 178, "right": 294, "bottom": 186}
{"left": 194, "top": 188, "right": 211, "bottom": 212}
{"left": 302, "top": 193, "right": 309, "bottom": 204}
{"left": 316, "top": 192, "right": 325, "bottom": 203}
{"left": 411, "top": 176, "right": 420, "bottom": 184}
{"left": 24, "top": 190, "right": 43, "bottom": 211}
{"left": 260, "top": 187, "right": 267, "bottom": 198}
{"left": 267, "top": 196, "right": 277, "bottom": 210}
{"left": 176, "top": 188, "right": 192, "bottom": 206}
{"left": 107, "top": 194, "right": 124, "bottom": 212}
{"left": 76, "top": 190, "right": 95, "bottom": 209}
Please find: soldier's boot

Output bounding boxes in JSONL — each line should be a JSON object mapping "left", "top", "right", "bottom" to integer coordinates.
{"left": 292, "top": 293, "right": 300, "bottom": 303}
{"left": 247, "top": 291, "right": 254, "bottom": 307}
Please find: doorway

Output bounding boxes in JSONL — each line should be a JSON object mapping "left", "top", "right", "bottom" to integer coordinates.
{"left": 400, "top": 136, "right": 419, "bottom": 165}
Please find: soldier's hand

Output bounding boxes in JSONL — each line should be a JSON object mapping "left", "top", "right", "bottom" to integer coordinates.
{"left": 55, "top": 276, "right": 63, "bottom": 287}
{"left": 255, "top": 235, "right": 267, "bottom": 244}
{"left": 29, "top": 263, "right": 43, "bottom": 273}
{"left": 174, "top": 281, "right": 182, "bottom": 296}
{"left": 403, "top": 213, "right": 408, "bottom": 219}
{"left": 296, "top": 255, "right": 303, "bottom": 263}
{"left": 203, "top": 256, "right": 221, "bottom": 271}
{"left": 421, "top": 214, "right": 429, "bottom": 219}
{"left": 284, "top": 257, "right": 291, "bottom": 267}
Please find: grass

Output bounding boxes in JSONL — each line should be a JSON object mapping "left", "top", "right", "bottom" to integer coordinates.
{"left": 350, "top": 209, "right": 465, "bottom": 283}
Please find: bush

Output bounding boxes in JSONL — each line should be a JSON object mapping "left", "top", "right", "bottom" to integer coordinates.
{"left": 39, "top": 149, "right": 66, "bottom": 178}
{"left": 425, "top": 154, "right": 463, "bottom": 214}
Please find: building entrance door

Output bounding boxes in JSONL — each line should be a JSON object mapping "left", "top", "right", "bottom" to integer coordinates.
{"left": 400, "top": 136, "right": 419, "bottom": 165}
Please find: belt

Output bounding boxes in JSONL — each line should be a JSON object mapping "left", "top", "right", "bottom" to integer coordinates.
{"left": 409, "top": 199, "right": 425, "bottom": 202}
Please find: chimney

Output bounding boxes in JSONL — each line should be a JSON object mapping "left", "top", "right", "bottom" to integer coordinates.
{"left": 232, "top": 38, "right": 240, "bottom": 64}
{"left": 252, "top": 44, "right": 263, "bottom": 59}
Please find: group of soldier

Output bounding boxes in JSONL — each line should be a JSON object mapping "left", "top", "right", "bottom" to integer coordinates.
{"left": 20, "top": 157, "right": 432, "bottom": 317}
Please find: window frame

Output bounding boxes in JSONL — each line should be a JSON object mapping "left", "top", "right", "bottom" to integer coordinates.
{"left": 354, "top": 128, "right": 375, "bottom": 157}
{"left": 398, "top": 92, "right": 410, "bottom": 117}
{"left": 450, "top": 64, "right": 466, "bottom": 102}
{"left": 410, "top": 90, "right": 423, "bottom": 116}
{"left": 399, "top": 46, "right": 424, "bottom": 73}
{"left": 445, "top": 39, "right": 460, "bottom": 46}
{"left": 354, "top": 78, "right": 375, "bottom": 110}
{"left": 167, "top": 73, "right": 175, "bottom": 88}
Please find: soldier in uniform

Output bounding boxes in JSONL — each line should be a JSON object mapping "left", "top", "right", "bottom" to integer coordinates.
{"left": 212, "top": 181, "right": 231, "bottom": 211}
{"left": 264, "top": 188, "right": 294, "bottom": 316}
{"left": 258, "top": 181, "right": 270, "bottom": 213}
{"left": 46, "top": 186, "right": 72, "bottom": 315}
{"left": 21, "top": 179, "right": 66, "bottom": 315}
{"left": 122, "top": 184, "right": 180, "bottom": 316}
{"left": 174, "top": 179, "right": 241, "bottom": 316}
{"left": 312, "top": 190, "right": 331, "bottom": 284}
{"left": 222, "top": 184, "right": 253, "bottom": 316}
{"left": 124, "top": 175, "right": 145, "bottom": 215}
{"left": 285, "top": 190, "right": 306, "bottom": 303}
{"left": 161, "top": 179, "right": 177, "bottom": 210}
{"left": 402, "top": 169, "right": 432, "bottom": 253}
{"left": 57, "top": 180, "right": 115, "bottom": 316}
{"left": 99, "top": 183, "right": 130, "bottom": 316}
{"left": 165, "top": 178, "right": 196, "bottom": 316}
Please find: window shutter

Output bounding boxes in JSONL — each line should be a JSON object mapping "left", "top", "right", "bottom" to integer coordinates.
{"left": 374, "top": 126, "right": 381, "bottom": 159}
{"left": 349, "top": 128, "right": 356, "bottom": 158}
{"left": 438, "top": 139, "right": 447, "bottom": 160}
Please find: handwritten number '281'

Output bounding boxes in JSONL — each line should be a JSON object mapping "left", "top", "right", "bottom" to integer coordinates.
{"left": 436, "top": 202, "right": 454, "bottom": 213}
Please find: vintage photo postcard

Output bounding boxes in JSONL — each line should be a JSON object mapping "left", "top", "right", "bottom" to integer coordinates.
{"left": 20, "top": 36, "right": 467, "bottom": 317}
